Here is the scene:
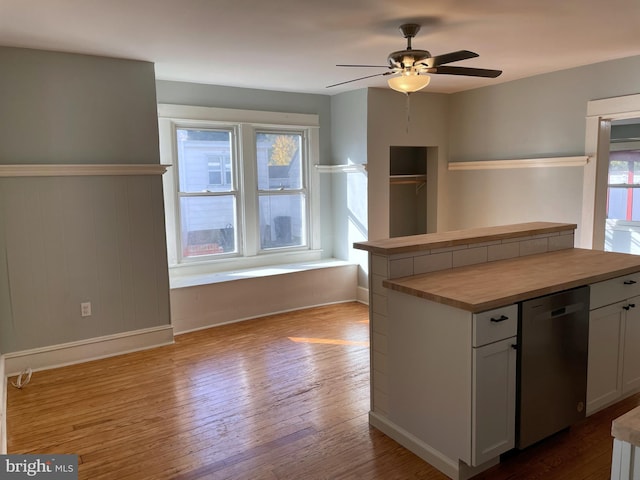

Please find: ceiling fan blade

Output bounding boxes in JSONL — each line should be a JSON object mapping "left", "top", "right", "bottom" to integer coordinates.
{"left": 427, "top": 50, "right": 479, "bottom": 67}
{"left": 326, "top": 72, "right": 392, "bottom": 88}
{"left": 428, "top": 65, "right": 503, "bottom": 78}
{"left": 336, "top": 64, "right": 390, "bottom": 68}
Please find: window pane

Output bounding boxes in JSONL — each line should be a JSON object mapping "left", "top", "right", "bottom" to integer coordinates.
{"left": 633, "top": 191, "right": 640, "bottom": 221}
{"left": 180, "top": 196, "right": 236, "bottom": 257}
{"left": 256, "top": 132, "right": 302, "bottom": 190}
{"left": 608, "top": 187, "right": 629, "bottom": 220}
{"left": 609, "top": 152, "right": 640, "bottom": 185}
{"left": 258, "top": 194, "right": 305, "bottom": 249}
{"left": 177, "top": 128, "right": 233, "bottom": 193}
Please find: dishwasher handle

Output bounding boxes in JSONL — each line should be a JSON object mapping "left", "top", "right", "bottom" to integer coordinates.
{"left": 530, "top": 301, "right": 588, "bottom": 321}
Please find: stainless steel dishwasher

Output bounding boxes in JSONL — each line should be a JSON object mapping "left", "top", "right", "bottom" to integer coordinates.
{"left": 516, "top": 286, "right": 590, "bottom": 449}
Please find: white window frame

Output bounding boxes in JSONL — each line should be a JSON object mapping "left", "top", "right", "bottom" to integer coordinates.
{"left": 175, "top": 125, "right": 241, "bottom": 259}
{"left": 158, "top": 104, "right": 321, "bottom": 275}
{"left": 254, "top": 128, "right": 309, "bottom": 253}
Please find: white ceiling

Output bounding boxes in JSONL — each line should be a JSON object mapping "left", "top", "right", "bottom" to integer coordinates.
{"left": 1, "top": 0, "right": 639, "bottom": 95}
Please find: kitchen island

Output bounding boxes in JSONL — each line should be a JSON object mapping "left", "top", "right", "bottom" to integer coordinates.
{"left": 611, "top": 405, "right": 640, "bottom": 479}
{"left": 354, "top": 222, "right": 640, "bottom": 480}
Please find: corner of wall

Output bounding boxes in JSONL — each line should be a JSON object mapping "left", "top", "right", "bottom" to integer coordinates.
{"left": 357, "top": 286, "right": 369, "bottom": 305}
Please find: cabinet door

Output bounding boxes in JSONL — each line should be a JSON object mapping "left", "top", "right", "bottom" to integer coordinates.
{"left": 472, "top": 337, "right": 517, "bottom": 466}
{"left": 587, "top": 302, "right": 624, "bottom": 414}
{"left": 623, "top": 296, "right": 640, "bottom": 394}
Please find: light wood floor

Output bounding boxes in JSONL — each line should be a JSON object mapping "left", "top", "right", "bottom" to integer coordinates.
{"left": 6, "top": 301, "right": 640, "bottom": 479}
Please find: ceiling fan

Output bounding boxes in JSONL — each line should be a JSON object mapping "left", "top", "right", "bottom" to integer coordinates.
{"left": 327, "top": 23, "right": 502, "bottom": 93}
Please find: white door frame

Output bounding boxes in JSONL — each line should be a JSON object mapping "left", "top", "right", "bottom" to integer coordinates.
{"left": 581, "top": 94, "right": 640, "bottom": 249}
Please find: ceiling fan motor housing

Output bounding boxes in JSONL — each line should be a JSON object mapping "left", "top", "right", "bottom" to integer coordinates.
{"left": 388, "top": 49, "right": 431, "bottom": 69}
{"left": 389, "top": 24, "right": 431, "bottom": 70}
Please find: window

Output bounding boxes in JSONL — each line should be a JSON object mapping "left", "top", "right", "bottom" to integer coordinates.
{"left": 158, "top": 105, "right": 321, "bottom": 272}
{"left": 605, "top": 150, "right": 640, "bottom": 254}
{"left": 606, "top": 151, "right": 640, "bottom": 221}
{"left": 256, "top": 131, "right": 306, "bottom": 250}
{"left": 176, "top": 128, "right": 238, "bottom": 257}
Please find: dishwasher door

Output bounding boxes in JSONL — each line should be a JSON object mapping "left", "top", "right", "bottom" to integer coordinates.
{"left": 517, "top": 286, "right": 590, "bottom": 449}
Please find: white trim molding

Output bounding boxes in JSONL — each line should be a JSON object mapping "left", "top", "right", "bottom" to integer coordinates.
{"left": 0, "top": 164, "right": 170, "bottom": 177}
{"left": 582, "top": 93, "right": 640, "bottom": 249}
{"left": 448, "top": 156, "right": 589, "bottom": 171}
{"left": 158, "top": 104, "right": 319, "bottom": 128}
{"left": 587, "top": 93, "right": 640, "bottom": 119}
{"left": 3, "top": 325, "right": 174, "bottom": 375}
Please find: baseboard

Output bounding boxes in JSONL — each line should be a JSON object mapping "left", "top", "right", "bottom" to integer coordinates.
{"left": 3, "top": 325, "right": 174, "bottom": 376}
{"left": 369, "top": 411, "right": 460, "bottom": 479}
{"left": 1, "top": 354, "right": 6, "bottom": 454}
{"left": 368, "top": 411, "right": 498, "bottom": 480}
{"left": 587, "top": 386, "right": 640, "bottom": 417}
{"left": 356, "top": 286, "right": 369, "bottom": 305}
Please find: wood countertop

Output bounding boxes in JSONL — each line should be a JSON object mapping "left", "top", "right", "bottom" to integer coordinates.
{"left": 383, "top": 248, "right": 640, "bottom": 313}
{"left": 353, "top": 222, "right": 576, "bottom": 255}
{"left": 612, "top": 406, "right": 640, "bottom": 447}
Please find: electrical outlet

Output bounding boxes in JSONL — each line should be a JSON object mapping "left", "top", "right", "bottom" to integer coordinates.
{"left": 81, "top": 302, "right": 92, "bottom": 317}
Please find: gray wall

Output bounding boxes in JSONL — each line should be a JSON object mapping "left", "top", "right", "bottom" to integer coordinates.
{"left": 448, "top": 55, "right": 640, "bottom": 163}
{"left": 0, "top": 47, "right": 160, "bottom": 165}
{"left": 442, "top": 55, "right": 640, "bottom": 232}
{"left": 367, "top": 88, "right": 449, "bottom": 240}
{"left": 0, "top": 47, "right": 170, "bottom": 352}
{"left": 330, "top": 89, "right": 369, "bottom": 285}
{"left": 156, "top": 80, "right": 335, "bottom": 259}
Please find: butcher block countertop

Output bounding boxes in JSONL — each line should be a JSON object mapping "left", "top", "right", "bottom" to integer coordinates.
{"left": 383, "top": 248, "right": 640, "bottom": 313}
{"left": 353, "top": 221, "right": 575, "bottom": 255}
{"left": 612, "top": 406, "right": 640, "bottom": 447}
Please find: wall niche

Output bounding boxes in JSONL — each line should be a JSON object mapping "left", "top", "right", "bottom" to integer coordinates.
{"left": 389, "top": 146, "right": 428, "bottom": 238}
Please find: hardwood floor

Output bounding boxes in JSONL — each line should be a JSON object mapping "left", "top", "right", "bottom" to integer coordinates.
{"left": 6, "top": 301, "right": 639, "bottom": 479}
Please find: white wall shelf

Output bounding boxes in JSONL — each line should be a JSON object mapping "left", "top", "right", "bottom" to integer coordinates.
{"left": 389, "top": 174, "right": 426, "bottom": 185}
{"left": 315, "top": 164, "right": 367, "bottom": 174}
{"left": 448, "top": 156, "right": 589, "bottom": 171}
{"left": 0, "top": 164, "right": 170, "bottom": 177}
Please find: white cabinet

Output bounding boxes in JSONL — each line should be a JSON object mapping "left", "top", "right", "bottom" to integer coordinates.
{"left": 587, "top": 301, "right": 625, "bottom": 413}
{"left": 622, "top": 298, "right": 640, "bottom": 394}
{"left": 385, "top": 291, "right": 517, "bottom": 478}
{"left": 472, "top": 336, "right": 517, "bottom": 466}
{"left": 588, "top": 273, "right": 640, "bottom": 414}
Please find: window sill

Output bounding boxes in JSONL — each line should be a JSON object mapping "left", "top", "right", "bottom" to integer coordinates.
{"left": 169, "top": 258, "right": 355, "bottom": 290}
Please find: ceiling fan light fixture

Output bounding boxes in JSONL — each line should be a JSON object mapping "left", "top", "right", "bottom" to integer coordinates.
{"left": 387, "top": 73, "right": 431, "bottom": 93}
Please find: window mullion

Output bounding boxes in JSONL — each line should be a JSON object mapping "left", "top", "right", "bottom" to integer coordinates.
{"left": 240, "top": 124, "right": 259, "bottom": 256}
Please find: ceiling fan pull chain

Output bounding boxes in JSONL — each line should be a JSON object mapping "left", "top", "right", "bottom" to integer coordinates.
{"left": 406, "top": 92, "right": 411, "bottom": 134}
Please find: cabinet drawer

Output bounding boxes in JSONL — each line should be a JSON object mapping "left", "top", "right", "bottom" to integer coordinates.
{"left": 591, "top": 273, "right": 640, "bottom": 310}
{"left": 473, "top": 305, "right": 518, "bottom": 347}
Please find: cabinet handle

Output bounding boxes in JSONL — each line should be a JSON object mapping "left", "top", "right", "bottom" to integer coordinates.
{"left": 490, "top": 315, "right": 509, "bottom": 323}
{"left": 624, "top": 280, "right": 637, "bottom": 285}
{"left": 623, "top": 304, "right": 636, "bottom": 311}
{"left": 511, "top": 344, "right": 518, "bottom": 350}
